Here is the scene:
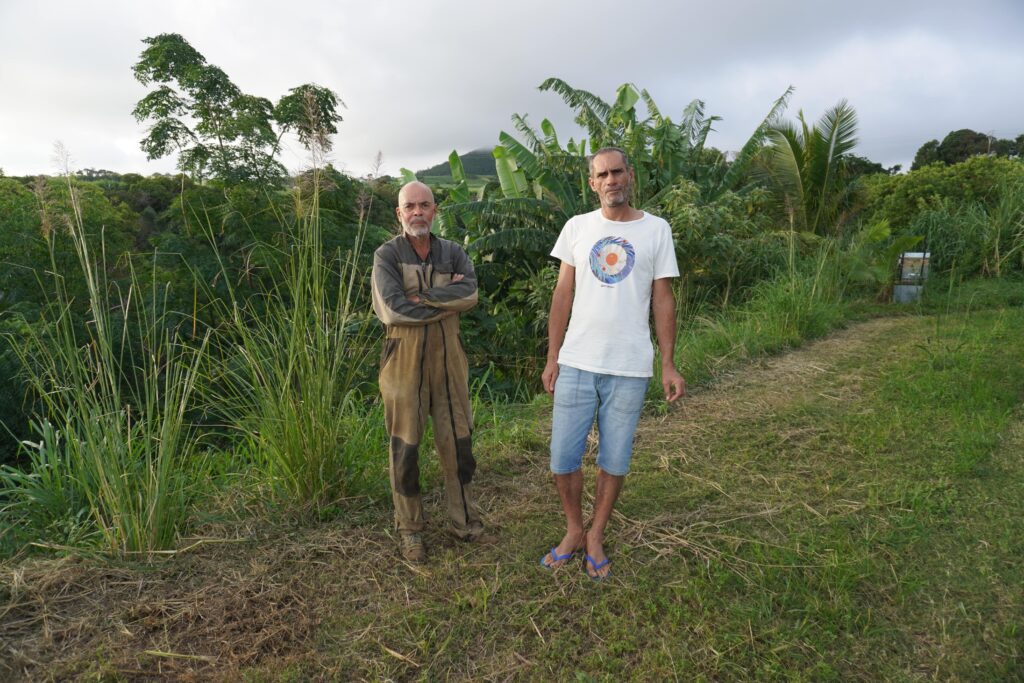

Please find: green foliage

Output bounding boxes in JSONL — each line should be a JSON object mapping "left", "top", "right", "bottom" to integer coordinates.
{"left": 0, "top": 176, "right": 208, "bottom": 554}
{"left": 0, "top": 316, "right": 34, "bottom": 467}
{"left": 0, "top": 176, "right": 137, "bottom": 464}
{"left": 429, "top": 80, "right": 797, "bottom": 393}
{"left": 861, "top": 155, "right": 1024, "bottom": 231}
{"left": 509, "top": 78, "right": 793, "bottom": 207}
{"left": 198, "top": 169, "right": 384, "bottom": 508}
{"left": 911, "top": 128, "right": 1022, "bottom": 170}
{"left": 761, "top": 99, "right": 861, "bottom": 235}
{"left": 132, "top": 33, "right": 342, "bottom": 183}
{"left": 0, "top": 160, "right": 399, "bottom": 550}
{"left": 0, "top": 178, "right": 42, "bottom": 309}
{"left": 912, "top": 139, "right": 941, "bottom": 170}
{"left": 658, "top": 180, "right": 788, "bottom": 308}
{"left": 447, "top": 80, "right": 798, "bottom": 266}
{"left": 135, "top": 168, "right": 391, "bottom": 341}
{"left": 843, "top": 154, "right": 892, "bottom": 178}
{"left": 442, "top": 151, "right": 473, "bottom": 207}
{"left": 81, "top": 171, "right": 191, "bottom": 217}
{"left": 937, "top": 129, "right": 991, "bottom": 165}
{"left": 906, "top": 179, "right": 1024, "bottom": 278}
{"left": 316, "top": 166, "right": 397, "bottom": 250}
{"left": 0, "top": 419, "right": 92, "bottom": 549}
{"left": 440, "top": 80, "right": 798, "bottom": 276}
{"left": 273, "top": 84, "right": 345, "bottom": 153}
{"left": 7, "top": 177, "right": 137, "bottom": 306}
{"left": 417, "top": 148, "right": 496, "bottom": 177}
{"left": 837, "top": 220, "right": 922, "bottom": 299}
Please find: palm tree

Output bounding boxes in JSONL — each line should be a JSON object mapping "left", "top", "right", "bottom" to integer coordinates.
{"left": 762, "top": 100, "right": 860, "bottom": 235}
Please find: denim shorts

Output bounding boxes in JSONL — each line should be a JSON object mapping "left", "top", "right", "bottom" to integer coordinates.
{"left": 550, "top": 365, "right": 649, "bottom": 477}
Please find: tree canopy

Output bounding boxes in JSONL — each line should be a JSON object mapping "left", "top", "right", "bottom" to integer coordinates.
{"left": 132, "top": 33, "right": 343, "bottom": 184}
{"left": 911, "top": 128, "right": 1022, "bottom": 170}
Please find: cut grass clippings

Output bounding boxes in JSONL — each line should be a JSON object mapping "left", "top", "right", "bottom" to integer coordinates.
{"left": 2, "top": 306, "right": 1024, "bottom": 680}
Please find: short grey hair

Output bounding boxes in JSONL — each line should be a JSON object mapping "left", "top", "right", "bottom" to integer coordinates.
{"left": 588, "top": 147, "right": 630, "bottom": 175}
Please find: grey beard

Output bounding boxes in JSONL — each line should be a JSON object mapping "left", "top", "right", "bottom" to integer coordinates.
{"left": 403, "top": 221, "right": 431, "bottom": 237}
{"left": 604, "top": 190, "right": 630, "bottom": 207}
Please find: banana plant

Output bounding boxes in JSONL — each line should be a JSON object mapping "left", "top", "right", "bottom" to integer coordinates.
{"left": 443, "top": 79, "right": 800, "bottom": 285}
{"left": 434, "top": 151, "right": 471, "bottom": 237}
{"left": 492, "top": 145, "right": 531, "bottom": 199}
{"left": 534, "top": 77, "right": 794, "bottom": 206}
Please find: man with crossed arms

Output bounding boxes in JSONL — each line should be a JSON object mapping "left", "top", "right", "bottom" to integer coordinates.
{"left": 372, "top": 181, "right": 495, "bottom": 563}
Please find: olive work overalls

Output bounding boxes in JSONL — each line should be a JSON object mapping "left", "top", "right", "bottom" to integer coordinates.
{"left": 371, "top": 234, "right": 482, "bottom": 538}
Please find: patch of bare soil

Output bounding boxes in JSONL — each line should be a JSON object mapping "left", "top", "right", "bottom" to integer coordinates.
{"left": 2, "top": 522, "right": 376, "bottom": 680}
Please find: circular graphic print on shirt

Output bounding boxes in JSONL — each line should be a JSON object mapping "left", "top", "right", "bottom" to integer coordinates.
{"left": 589, "top": 236, "right": 636, "bottom": 285}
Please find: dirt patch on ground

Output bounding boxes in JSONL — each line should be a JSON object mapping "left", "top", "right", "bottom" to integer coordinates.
{"left": 2, "top": 523, "right": 371, "bottom": 680}
{"left": 2, "top": 499, "right": 533, "bottom": 680}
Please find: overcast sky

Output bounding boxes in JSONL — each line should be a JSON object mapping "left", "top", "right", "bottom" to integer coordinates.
{"left": 2, "top": 0, "right": 1022, "bottom": 179}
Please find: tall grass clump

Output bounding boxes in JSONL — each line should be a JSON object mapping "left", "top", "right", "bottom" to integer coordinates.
{"left": 912, "top": 178, "right": 1024, "bottom": 279}
{"left": 0, "top": 166, "right": 208, "bottom": 554}
{"left": 201, "top": 163, "right": 383, "bottom": 510}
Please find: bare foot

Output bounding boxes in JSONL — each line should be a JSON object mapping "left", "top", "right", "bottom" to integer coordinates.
{"left": 585, "top": 531, "right": 612, "bottom": 579}
{"left": 541, "top": 529, "right": 584, "bottom": 569}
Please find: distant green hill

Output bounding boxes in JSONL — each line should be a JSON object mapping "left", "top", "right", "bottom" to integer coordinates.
{"left": 418, "top": 148, "right": 496, "bottom": 178}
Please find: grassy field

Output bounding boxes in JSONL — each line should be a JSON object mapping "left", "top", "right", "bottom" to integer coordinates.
{"left": 2, "top": 305, "right": 1023, "bottom": 680}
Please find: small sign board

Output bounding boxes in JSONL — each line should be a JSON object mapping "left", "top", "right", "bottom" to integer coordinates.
{"left": 896, "top": 252, "right": 929, "bottom": 284}
{"left": 893, "top": 252, "right": 930, "bottom": 303}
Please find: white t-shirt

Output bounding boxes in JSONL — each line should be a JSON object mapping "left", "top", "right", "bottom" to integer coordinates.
{"left": 550, "top": 209, "right": 680, "bottom": 377}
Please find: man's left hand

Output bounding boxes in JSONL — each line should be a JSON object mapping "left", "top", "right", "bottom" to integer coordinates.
{"left": 662, "top": 365, "right": 686, "bottom": 403}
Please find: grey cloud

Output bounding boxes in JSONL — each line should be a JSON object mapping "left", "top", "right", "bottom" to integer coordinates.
{"left": 1, "top": 0, "right": 1022, "bottom": 177}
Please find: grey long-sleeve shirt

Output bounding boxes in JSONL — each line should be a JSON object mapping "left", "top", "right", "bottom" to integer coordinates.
{"left": 371, "top": 233, "right": 478, "bottom": 327}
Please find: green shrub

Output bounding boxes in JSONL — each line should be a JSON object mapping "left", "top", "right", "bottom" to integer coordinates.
{"left": 0, "top": 175, "right": 208, "bottom": 554}
{"left": 907, "top": 178, "right": 1024, "bottom": 277}
{"left": 660, "top": 180, "right": 790, "bottom": 309}
{"left": 198, "top": 168, "right": 385, "bottom": 509}
{"left": 861, "top": 156, "right": 1024, "bottom": 231}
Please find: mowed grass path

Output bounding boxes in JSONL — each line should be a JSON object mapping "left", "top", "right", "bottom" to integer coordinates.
{"left": 3, "top": 309, "right": 1023, "bottom": 680}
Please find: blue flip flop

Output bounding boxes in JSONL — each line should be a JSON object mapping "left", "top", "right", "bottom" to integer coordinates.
{"left": 540, "top": 547, "right": 575, "bottom": 569}
{"left": 585, "top": 554, "right": 612, "bottom": 580}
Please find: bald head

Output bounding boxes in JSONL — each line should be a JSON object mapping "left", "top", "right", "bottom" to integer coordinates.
{"left": 398, "top": 181, "right": 435, "bottom": 206}
{"left": 396, "top": 181, "right": 436, "bottom": 238}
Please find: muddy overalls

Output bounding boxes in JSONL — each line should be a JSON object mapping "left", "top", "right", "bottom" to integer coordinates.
{"left": 371, "top": 234, "right": 482, "bottom": 538}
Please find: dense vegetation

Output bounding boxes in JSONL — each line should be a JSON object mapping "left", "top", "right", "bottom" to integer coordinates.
{"left": 0, "top": 34, "right": 1022, "bottom": 562}
{"left": 912, "top": 128, "right": 1023, "bottom": 170}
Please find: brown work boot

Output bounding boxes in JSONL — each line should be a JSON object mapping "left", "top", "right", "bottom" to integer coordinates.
{"left": 458, "top": 524, "right": 498, "bottom": 545}
{"left": 399, "top": 532, "right": 426, "bottom": 563}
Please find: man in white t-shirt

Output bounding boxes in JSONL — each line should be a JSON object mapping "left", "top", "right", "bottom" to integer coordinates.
{"left": 540, "top": 147, "right": 686, "bottom": 579}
